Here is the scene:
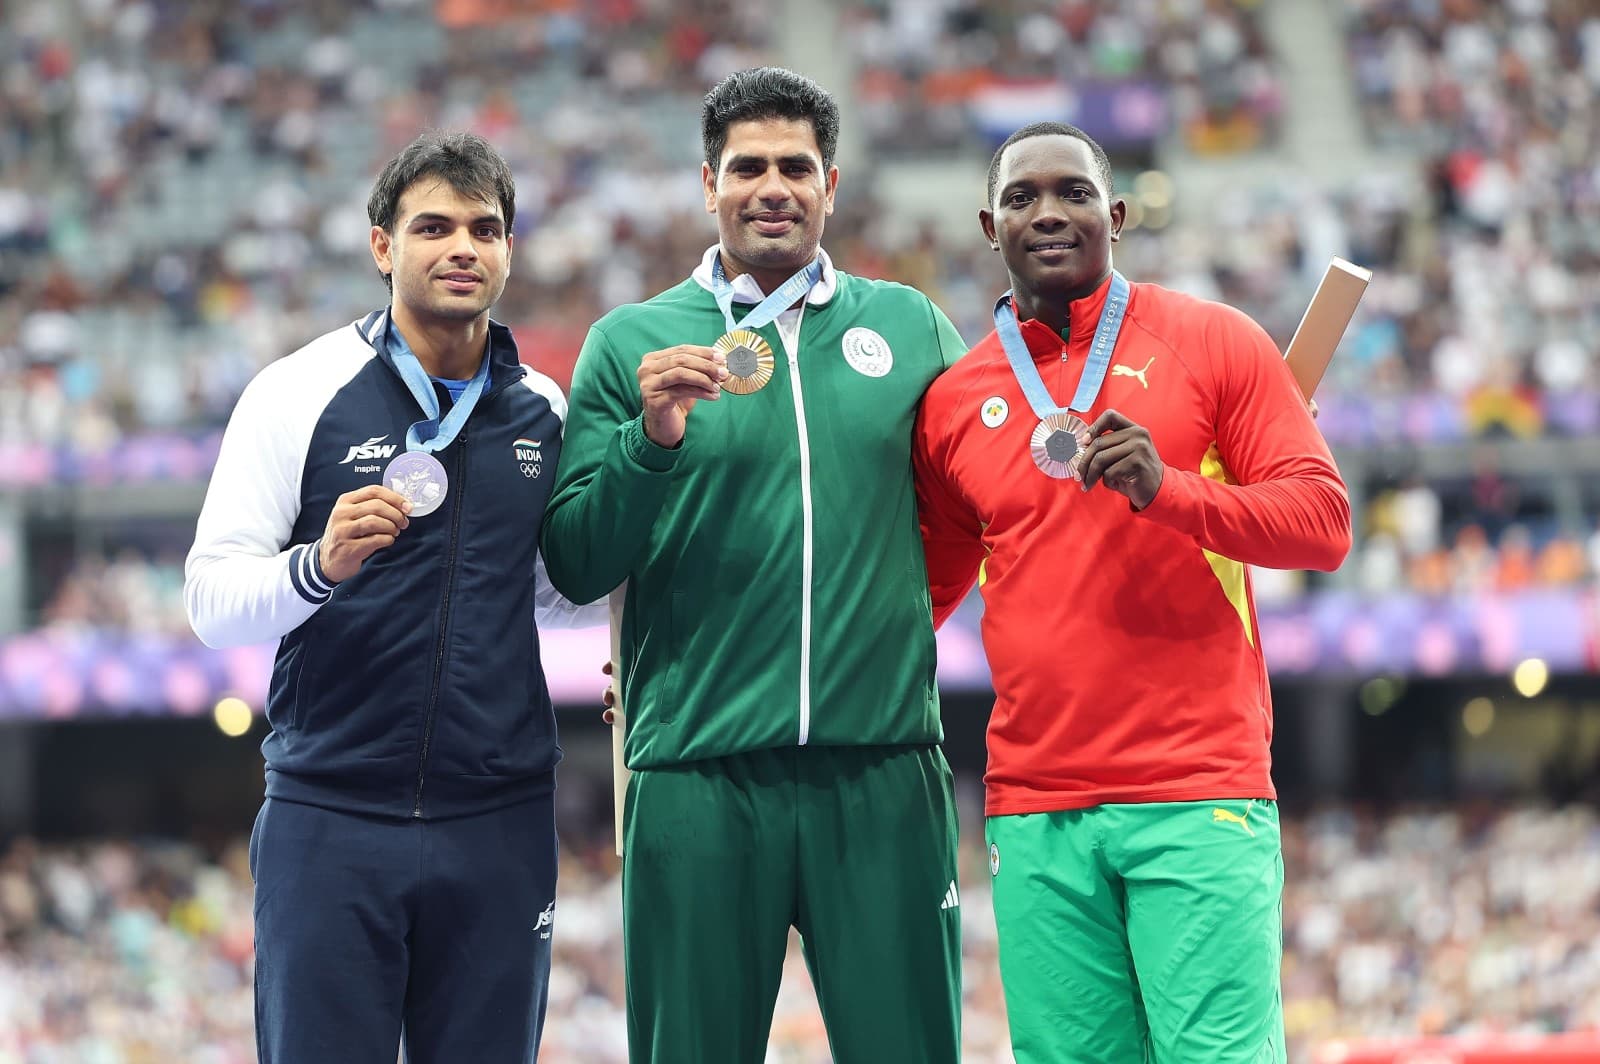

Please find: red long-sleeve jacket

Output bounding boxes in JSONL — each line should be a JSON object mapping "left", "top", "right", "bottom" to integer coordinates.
{"left": 914, "top": 275, "right": 1351, "bottom": 816}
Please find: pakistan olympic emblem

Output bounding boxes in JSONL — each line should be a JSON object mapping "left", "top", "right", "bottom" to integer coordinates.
{"left": 841, "top": 327, "right": 894, "bottom": 378}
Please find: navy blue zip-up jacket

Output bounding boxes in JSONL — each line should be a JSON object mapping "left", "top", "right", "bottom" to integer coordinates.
{"left": 185, "top": 311, "right": 604, "bottom": 820}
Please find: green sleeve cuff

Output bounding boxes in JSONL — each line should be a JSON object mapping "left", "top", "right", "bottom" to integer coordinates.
{"left": 622, "top": 416, "right": 680, "bottom": 472}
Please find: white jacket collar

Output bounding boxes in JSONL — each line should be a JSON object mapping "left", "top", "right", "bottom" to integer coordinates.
{"left": 690, "top": 245, "right": 838, "bottom": 307}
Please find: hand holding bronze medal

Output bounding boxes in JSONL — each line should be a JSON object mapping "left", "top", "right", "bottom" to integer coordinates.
{"left": 1075, "top": 408, "right": 1164, "bottom": 507}
{"left": 707, "top": 252, "right": 823, "bottom": 397}
{"left": 993, "top": 272, "right": 1130, "bottom": 481}
{"left": 712, "top": 329, "right": 775, "bottom": 395}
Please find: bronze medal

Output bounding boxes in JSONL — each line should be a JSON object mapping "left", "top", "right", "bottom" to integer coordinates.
{"left": 1029, "top": 413, "right": 1091, "bottom": 480}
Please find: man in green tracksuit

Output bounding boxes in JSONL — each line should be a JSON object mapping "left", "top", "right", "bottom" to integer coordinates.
{"left": 541, "top": 67, "right": 965, "bottom": 1062}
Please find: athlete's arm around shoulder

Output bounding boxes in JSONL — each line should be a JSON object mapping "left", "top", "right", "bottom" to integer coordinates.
{"left": 912, "top": 352, "right": 986, "bottom": 629}
{"left": 1137, "top": 297, "right": 1352, "bottom": 571}
{"left": 923, "top": 293, "right": 969, "bottom": 373}
{"left": 521, "top": 367, "right": 609, "bottom": 630}
{"left": 539, "top": 318, "right": 697, "bottom": 605}
{"left": 184, "top": 345, "right": 388, "bottom": 649}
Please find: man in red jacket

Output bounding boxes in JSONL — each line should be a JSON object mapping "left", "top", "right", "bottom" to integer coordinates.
{"left": 913, "top": 122, "right": 1351, "bottom": 1063}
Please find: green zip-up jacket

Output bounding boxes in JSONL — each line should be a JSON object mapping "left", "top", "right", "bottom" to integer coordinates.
{"left": 541, "top": 248, "right": 966, "bottom": 770}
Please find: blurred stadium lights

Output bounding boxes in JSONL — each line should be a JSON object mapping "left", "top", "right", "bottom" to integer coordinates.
{"left": 1461, "top": 696, "right": 1495, "bottom": 738}
{"left": 212, "top": 696, "right": 253, "bottom": 738}
{"left": 1122, "top": 195, "right": 1145, "bottom": 231}
{"left": 1359, "top": 675, "right": 1404, "bottom": 716}
{"left": 1512, "top": 658, "right": 1550, "bottom": 699}
{"left": 1132, "top": 168, "right": 1174, "bottom": 230}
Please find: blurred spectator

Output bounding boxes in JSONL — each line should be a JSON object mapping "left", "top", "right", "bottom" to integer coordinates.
{"left": 1282, "top": 806, "right": 1600, "bottom": 1052}
{"left": 38, "top": 551, "right": 190, "bottom": 638}
{"left": 846, "top": 0, "right": 1281, "bottom": 157}
{"left": 0, "top": 0, "right": 776, "bottom": 445}
{"left": 0, "top": 837, "right": 256, "bottom": 1064}
{"left": 1352, "top": 464, "right": 1595, "bottom": 598}
{"left": 1393, "top": 476, "right": 1443, "bottom": 558}
{"left": 1337, "top": 0, "right": 1600, "bottom": 417}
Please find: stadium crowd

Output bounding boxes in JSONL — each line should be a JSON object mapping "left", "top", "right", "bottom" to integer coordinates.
{"left": 3, "top": 805, "right": 1598, "bottom": 1062}
{"left": 1336, "top": 0, "right": 1599, "bottom": 405}
{"left": 1, "top": 0, "right": 1596, "bottom": 446}
{"left": 36, "top": 551, "right": 189, "bottom": 639}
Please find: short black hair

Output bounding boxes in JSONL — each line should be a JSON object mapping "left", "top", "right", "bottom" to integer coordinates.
{"left": 702, "top": 67, "right": 840, "bottom": 172}
{"left": 987, "top": 122, "right": 1113, "bottom": 207}
{"left": 367, "top": 131, "right": 515, "bottom": 290}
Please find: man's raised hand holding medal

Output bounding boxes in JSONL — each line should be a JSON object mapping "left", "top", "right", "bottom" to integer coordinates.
{"left": 1077, "top": 408, "right": 1165, "bottom": 509}
{"left": 635, "top": 344, "right": 728, "bottom": 448}
{"left": 316, "top": 483, "right": 412, "bottom": 583}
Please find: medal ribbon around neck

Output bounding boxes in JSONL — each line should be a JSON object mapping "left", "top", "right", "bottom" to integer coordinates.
{"left": 385, "top": 313, "right": 492, "bottom": 453}
{"left": 374, "top": 312, "right": 492, "bottom": 517}
{"left": 993, "top": 271, "right": 1130, "bottom": 479}
{"left": 708, "top": 253, "right": 823, "bottom": 394}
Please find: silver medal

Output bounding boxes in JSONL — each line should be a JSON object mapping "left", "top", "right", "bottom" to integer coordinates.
{"left": 385, "top": 451, "right": 449, "bottom": 516}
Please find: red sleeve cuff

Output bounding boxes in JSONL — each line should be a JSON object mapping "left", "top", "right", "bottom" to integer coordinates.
{"left": 1134, "top": 465, "right": 1202, "bottom": 533}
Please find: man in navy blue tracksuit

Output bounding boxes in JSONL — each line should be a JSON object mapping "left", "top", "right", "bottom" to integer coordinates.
{"left": 185, "top": 131, "right": 601, "bottom": 1063}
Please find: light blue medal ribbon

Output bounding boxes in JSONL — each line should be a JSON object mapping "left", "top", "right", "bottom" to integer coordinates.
{"left": 385, "top": 315, "right": 492, "bottom": 453}
{"left": 992, "top": 270, "right": 1131, "bottom": 478}
{"left": 376, "top": 313, "right": 492, "bottom": 515}
{"left": 709, "top": 253, "right": 824, "bottom": 334}
{"left": 706, "top": 253, "right": 823, "bottom": 393}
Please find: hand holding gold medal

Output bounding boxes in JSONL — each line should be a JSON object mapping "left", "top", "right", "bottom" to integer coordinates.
{"left": 637, "top": 344, "right": 727, "bottom": 449}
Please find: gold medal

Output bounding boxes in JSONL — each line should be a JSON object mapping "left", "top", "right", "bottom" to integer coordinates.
{"left": 713, "top": 329, "right": 775, "bottom": 395}
{"left": 1029, "top": 413, "right": 1092, "bottom": 480}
